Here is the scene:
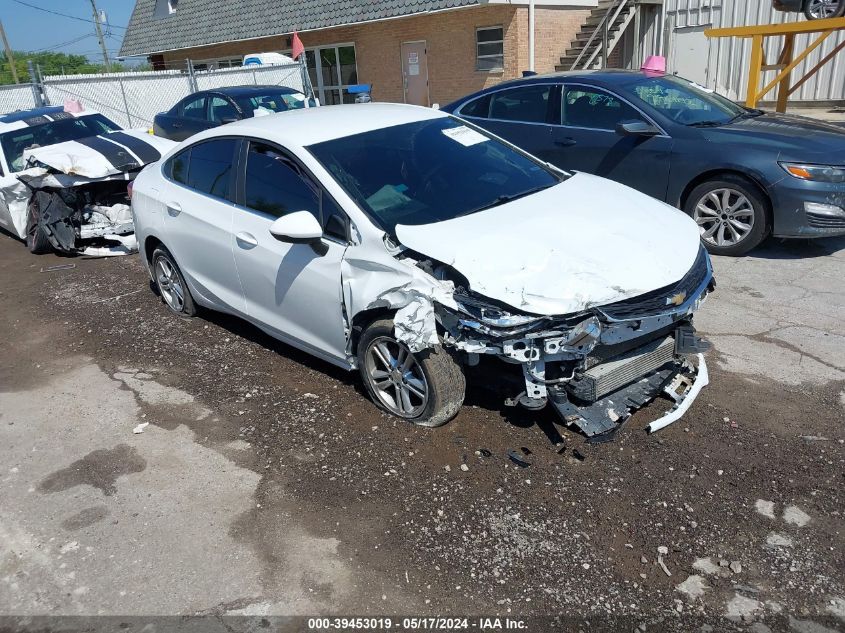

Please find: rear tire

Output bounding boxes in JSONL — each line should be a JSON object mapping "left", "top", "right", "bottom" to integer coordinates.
{"left": 151, "top": 246, "right": 196, "bottom": 317}
{"left": 26, "top": 202, "right": 52, "bottom": 254}
{"left": 357, "top": 318, "right": 465, "bottom": 427}
{"left": 683, "top": 175, "right": 771, "bottom": 257}
{"left": 804, "top": 0, "right": 845, "bottom": 19}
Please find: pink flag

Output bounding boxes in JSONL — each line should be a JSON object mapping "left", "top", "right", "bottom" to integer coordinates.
{"left": 291, "top": 31, "right": 305, "bottom": 60}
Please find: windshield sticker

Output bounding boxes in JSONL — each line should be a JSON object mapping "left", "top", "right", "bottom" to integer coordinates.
{"left": 442, "top": 126, "right": 489, "bottom": 147}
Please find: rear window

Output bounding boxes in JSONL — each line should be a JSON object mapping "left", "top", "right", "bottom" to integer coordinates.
{"left": 0, "top": 113, "right": 121, "bottom": 172}
{"left": 234, "top": 90, "right": 310, "bottom": 116}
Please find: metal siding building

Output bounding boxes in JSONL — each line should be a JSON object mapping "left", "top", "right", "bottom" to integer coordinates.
{"left": 655, "top": 0, "right": 845, "bottom": 103}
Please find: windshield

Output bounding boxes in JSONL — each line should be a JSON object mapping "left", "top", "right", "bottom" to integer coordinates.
{"left": 0, "top": 113, "right": 121, "bottom": 172}
{"left": 622, "top": 75, "right": 747, "bottom": 126}
{"left": 234, "top": 90, "right": 312, "bottom": 116}
{"left": 306, "top": 117, "right": 561, "bottom": 233}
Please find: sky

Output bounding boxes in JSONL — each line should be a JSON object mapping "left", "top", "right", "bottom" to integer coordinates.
{"left": 1, "top": 0, "right": 137, "bottom": 61}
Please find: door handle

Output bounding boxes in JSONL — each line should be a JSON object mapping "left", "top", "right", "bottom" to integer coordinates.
{"left": 166, "top": 202, "right": 181, "bottom": 216}
{"left": 236, "top": 232, "right": 258, "bottom": 248}
{"left": 172, "top": 122, "right": 182, "bottom": 128}
{"left": 555, "top": 137, "right": 577, "bottom": 147}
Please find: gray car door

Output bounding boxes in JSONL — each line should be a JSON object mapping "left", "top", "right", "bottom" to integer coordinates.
{"left": 548, "top": 84, "right": 674, "bottom": 201}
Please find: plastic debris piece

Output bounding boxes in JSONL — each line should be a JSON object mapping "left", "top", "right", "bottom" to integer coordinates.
{"left": 572, "top": 449, "right": 586, "bottom": 461}
{"left": 40, "top": 264, "right": 76, "bottom": 273}
{"left": 507, "top": 449, "right": 531, "bottom": 468}
{"left": 132, "top": 422, "right": 149, "bottom": 434}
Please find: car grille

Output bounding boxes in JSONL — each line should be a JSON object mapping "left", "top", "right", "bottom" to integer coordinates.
{"left": 598, "top": 247, "right": 710, "bottom": 320}
{"left": 566, "top": 336, "right": 676, "bottom": 402}
{"left": 807, "top": 212, "right": 845, "bottom": 229}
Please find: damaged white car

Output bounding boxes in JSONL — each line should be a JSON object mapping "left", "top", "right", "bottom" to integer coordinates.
{"left": 131, "top": 104, "right": 714, "bottom": 436}
{"left": 0, "top": 105, "right": 175, "bottom": 256}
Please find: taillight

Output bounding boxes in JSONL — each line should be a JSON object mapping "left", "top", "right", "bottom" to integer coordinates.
{"left": 127, "top": 180, "right": 134, "bottom": 200}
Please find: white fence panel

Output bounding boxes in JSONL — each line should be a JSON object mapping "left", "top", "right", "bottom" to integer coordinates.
{"left": 43, "top": 70, "right": 192, "bottom": 129}
{"left": 0, "top": 84, "right": 38, "bottom": 115}
{"left": 194, "top": 63, "right": 305, "bottom": 93}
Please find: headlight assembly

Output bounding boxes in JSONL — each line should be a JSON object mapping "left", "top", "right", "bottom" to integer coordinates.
{"left": 780, "top": 162, "right": 845, "bottom": 183}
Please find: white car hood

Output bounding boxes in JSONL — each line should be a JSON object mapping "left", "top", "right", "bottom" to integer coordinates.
{"left": 395, "top": 172, "right": 702, "bottom": 316}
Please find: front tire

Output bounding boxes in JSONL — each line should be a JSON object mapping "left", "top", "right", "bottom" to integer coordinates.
{"left": 357, "top": 318, "right": 465, "bottom": 427}
{"left": 26, "top": 202, "right": 52, "bottom": 254}
{"left": 684, "top": 175, "right": 771, "bottom": 256}
{"left": 151, "top": 247, "right": 196, "bottom": 317}
{"left": 804, "top": 0, "right": 845, "bottom": 19}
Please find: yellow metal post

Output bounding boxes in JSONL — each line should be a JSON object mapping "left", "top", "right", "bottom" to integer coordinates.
{"left": 746, "top": 34, "right": 764, "bottom": 108}
{"left": 776, "top": 34, "right": 794, "bottom": 113}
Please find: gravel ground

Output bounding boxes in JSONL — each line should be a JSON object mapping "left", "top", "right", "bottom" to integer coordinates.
{"left": 0, "top": 233, "right": 843, "bottom": 632}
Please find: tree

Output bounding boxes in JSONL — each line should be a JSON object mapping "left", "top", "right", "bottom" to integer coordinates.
{"left": 1, "top": 51, "right": 126, "bottom": 85}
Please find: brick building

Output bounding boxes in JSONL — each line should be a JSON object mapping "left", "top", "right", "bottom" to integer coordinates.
{"left": 119, "top": 0, "right": 596, "bottom": 107}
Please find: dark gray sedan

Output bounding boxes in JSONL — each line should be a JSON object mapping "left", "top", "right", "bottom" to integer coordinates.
{"left": 442, "top": 71, "right": 845, "bottom": 255}
{"left": 153, "top": 85, "right": 313, "bottom": 141}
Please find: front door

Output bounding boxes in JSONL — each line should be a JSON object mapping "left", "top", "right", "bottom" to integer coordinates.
{"left": 231, "top": 140, "right": 348, "bottom": 362}
{"left": 548, "top": 84, "right": 673, "bottom": 201}
{"left": 401, "top": 41, "right": 430, "bottom": 107}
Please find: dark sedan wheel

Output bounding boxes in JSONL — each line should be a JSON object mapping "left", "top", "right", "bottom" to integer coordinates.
{"left": 684, "top": 176, "right": 770, "bottom": 256}
{"left": 804, "top": 0, "right": 845, "bottom": 18}
{"left": 357, "top": 319, "right": 465, "bottom": 427}
{"left": 151, "top": 247, "right": 197, "bottom": 317}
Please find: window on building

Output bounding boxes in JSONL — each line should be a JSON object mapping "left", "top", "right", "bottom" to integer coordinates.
{"left": 300, "top": 44, "right": 358, "bottom": 105}
{"left": 476, "top": 26, "right": 504, "bottom": 72}
{"left": 153, "top": 0, "right": 177, "bottom": 18}
{"left": 489, "top": 85, "right": 551, "bottom": 123}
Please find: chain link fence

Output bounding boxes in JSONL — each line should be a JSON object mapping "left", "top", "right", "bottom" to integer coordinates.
{"left": 1, "top": 58, "right": 313, "bottom": 129}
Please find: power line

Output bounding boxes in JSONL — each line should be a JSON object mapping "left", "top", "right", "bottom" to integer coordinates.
{"left": 11, "top": 0, "right": 127, "bottom": 29}
{"left": 32, "top": 33, "right": 94, "bottom": 53}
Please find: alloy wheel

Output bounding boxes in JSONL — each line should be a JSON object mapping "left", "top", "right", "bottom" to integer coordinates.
{"left": 155, "top": 256, "right": 185, "bottom": 312}
{"left": 365, "top": 336, "right": 429, "bottom": 417}
{"left": 807, "top": 0, "right": 840, "bottom": 18}
{"left": 693, "top": 187, "right": 756, "bottom": 248}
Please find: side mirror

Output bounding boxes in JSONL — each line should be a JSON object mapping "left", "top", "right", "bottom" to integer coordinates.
{"left": 616, "top": 120, "right": 661, "bottom": 137}
{"left": 269, "top": 211, "right": 323, "bottom": 244}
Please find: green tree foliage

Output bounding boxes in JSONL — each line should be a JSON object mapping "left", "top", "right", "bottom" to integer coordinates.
{"left": 1, "top": 51, "right": 127, "bottom": 84}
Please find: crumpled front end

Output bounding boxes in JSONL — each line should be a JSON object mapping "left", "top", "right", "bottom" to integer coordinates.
{"left": 430, "top": 246, "right": 715, "bottom": 436}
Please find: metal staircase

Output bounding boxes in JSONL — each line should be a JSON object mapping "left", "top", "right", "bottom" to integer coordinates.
{"left": 557, "top": 0, "right": 639, "bottom": 71}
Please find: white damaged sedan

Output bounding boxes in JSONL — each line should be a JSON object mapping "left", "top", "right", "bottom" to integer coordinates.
{"left": 131, "top": 103, "right": 714, "bottom": 437}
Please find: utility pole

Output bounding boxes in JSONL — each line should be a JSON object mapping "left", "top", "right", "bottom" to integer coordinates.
{"left": 0, "top": 19, "right": 20, "bottom": 84}
{"left": 89, "top": 0, "right": 111, "bottom": 72}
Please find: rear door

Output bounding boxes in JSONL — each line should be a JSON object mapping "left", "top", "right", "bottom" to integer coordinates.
{"left": 165, "top": 95, "right": 213, "bottom": 141}
{"left": 455, "top": 84, "right": 557, "bottom": 163}
{"left": 160, "top": 138, "right": 245, "bottom": 312}
{"left": 230, "top": 140, "right": 349, "bottom": 362}
{"left": 548, "top": 84, "right": 673, "bottom": 200}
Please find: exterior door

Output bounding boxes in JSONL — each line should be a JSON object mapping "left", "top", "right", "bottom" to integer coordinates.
{"left": 401, "top": 41, "right": 430, "bottom": 106}
{"left": 161, "top": 138, "right": 245, "bottom": 312}
{"left": 548, "top": 84, "right": 673, "bottom": 201}
{"left": 671, "top": 25, "right": 711, "bottom": 86}
{"left": 231, "top": 140, "right": 348, "bottom": 362}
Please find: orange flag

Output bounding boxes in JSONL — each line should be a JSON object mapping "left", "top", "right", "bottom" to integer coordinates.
{"left": 291, "top": 31, "right": 305, "bottom": 60}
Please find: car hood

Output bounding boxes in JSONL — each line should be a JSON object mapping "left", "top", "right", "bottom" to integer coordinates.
{"left": 395, "top": 172, "right": 701, "bottom": 316}
{"left": 22, "top": 129, "right": 176, "bottom": 180}
{"left": 702, "top": 112, "right": 845, "bottom": 160}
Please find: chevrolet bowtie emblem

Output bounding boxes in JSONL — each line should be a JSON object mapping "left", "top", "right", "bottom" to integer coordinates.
{"left": 667, "top": 291, "right": 687, "bottom": 306}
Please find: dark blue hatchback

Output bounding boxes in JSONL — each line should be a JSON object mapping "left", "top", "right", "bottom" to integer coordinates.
{"left": 442, "top": 70, "right": 845, "bottom": 256}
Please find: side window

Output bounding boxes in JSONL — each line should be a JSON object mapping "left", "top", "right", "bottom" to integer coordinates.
{"left": 181, "top": 96, "right": 207, "bottom": 119}
{"left": 244, "top": 142, "right": 319, "bottom": 219}
{"left": 562, "top": 86, "right": 643, "bottom": 131}
{"left": 459, "top": 94, "right": 492, "bottom": 119}
{"left": 185, "top": 139, "right": 236, "bottom": 199}
{"left": 167, "top": 148, "right": 190, "bottom": 184}
{"left": 488, "top": 85, "right": 551, "bottom": 123}
{"left": 209, "top": 96, "right": 239, "bottom": 123}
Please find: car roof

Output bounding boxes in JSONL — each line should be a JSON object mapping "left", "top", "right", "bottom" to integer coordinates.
{"left": 443, "top": 69, "right": 665, "bottom": 106}
{"left": 216, "top": 102, "right": 447, "bottom": 147}
{"left": 202, "top": 85, "right": 302, "bottom": 97}
{"left": 0, "top": 106, "right": 106, "bottom": 133}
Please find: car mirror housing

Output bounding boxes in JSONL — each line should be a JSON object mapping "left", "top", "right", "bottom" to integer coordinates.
{"left": 221, "top": 117, "right": 239, "bottom": 124}
{"left": 616, "top": 120, "right": 661, "bottom": 137}
{"left": 269, "top": 211, "right": 323, "bottom": 244}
